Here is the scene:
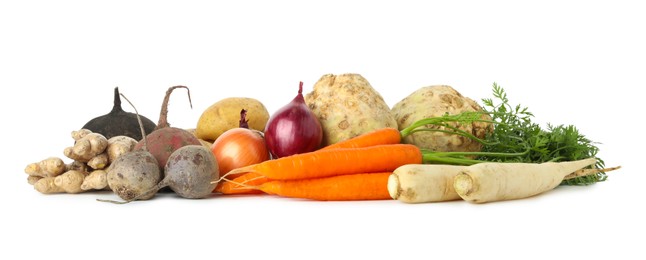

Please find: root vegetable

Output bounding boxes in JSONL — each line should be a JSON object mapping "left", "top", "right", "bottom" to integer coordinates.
{"left": 185, "top": 128, "right": 213, "bottom": 149}
{"left": 71, "top": 129, "right": 92, "bottom": 141}
{"left": 319, "top": 127, "right": 401, "bottom": 151}
{"left": 107, "top": 150, "right": 161, "bottom": 200}
{"left": 87, "top": 153, "right": 108, "bottom": 170}
{"left": 108, "top": 145, "right": 219, "bottom": 203}
{"left": 222, "top": 144, "right": 422, "bottom": 181}
{"left": 106, "top": 136, "right": 137, "bottom": 163}
{"left": 388, "top": 164, "right": 464, "bottom": 203}
{"left": 215, "top": 172, "right": 267, "bottom": 195}
{"left": 64, "top": 133, "right": 108, "bottom": 162}
{"left": 161, "top": 145, "right": 218, "bottom": 199}
{"left": 27, "top": 176, "right": 43, "bottom": 185}
{"left": 34, "top": 177, "right": 64, "bottom": 194}
{"left": 82, "top": 87, "right": 157, "bottom": 140}
{"left": 106, "top": 94, "right": 162, "bottom": 201}
{"left": 392, "top": 85, "right": 491, "bottom": 153}
{"left": 196, "top": 97, "right": 270, "bottom": 142}
{"left": 133, "top": 86, "right": 201, "bottom": 172}
{"left": 81, "top": 170, "right": 109, "bottom": 191}
{"left": 304, "top": 73, "right": 397, "bottom": 146}
{"left": 254, "top": 172, "right": 392, "bottom": 201}
{"left": 25, "top": 157, "right": 66, "bottom": 177}
{"left": 198, "top": 139, "right": 213, "bottom": 149}
{"left": 453, "top": 158, "right": 597, "bottom": 203}
{"left": 54, "top": 170, "right": 86, "bottom": 194}
{"left": 65, "top": 161, "right": 89, "bottom": 173}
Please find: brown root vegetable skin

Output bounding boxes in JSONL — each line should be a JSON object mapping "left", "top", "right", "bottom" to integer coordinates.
{"left": 133, "top": 86, "right": 201, "bottom": 171}
{"left": 305, "top": 73, "right": 397, "bottom": 146}
{"left": 392, "top": 85, "right": 491, "bottom": 153}
{"left": 105, "top": 93, "right": 163, "bottom": 202}
{"left": 163, "top": 145, "right": 219, "bottom": 199}
{"left": 195, "top": 97, "right": 270, "bottom": 142}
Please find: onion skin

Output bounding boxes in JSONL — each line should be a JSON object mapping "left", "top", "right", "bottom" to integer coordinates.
{"left": 264, "top": 82, "right": 323, "bottom": 158}
{"left": 210, "top": 128, "right": 269, "bottom": 179}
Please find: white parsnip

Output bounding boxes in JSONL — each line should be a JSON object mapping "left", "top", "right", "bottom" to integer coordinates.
{"left": 453, "top": 158, "right": 597, "bottom": 203}
{"left": 388, "top": 164, "right": 464, "bottom": 203}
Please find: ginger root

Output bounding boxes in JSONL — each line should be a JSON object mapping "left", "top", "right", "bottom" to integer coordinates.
{"left": 65, "top": 160, "right": 89, "bottom": 172}
{"left": 34, "top": 177, "right": 65, "bottom": 194}
{"left": 27, "top": 129, "right": 129, "bottom": 194}
{"left": 106, "top": 136, "right": 137, "bottom": 163}
{"left": 27, "top": 175, "right": 43, "bottom": 185}
{"left": 25, "top": 157, "right": 66, "bottom": 177}
{"left": 71, "top": 129, "right": 92, "bottom": 141}
{"left": 81, "top": 170, "right": 109, "bottom": 191}
{"left": 53, "top": 170, "right": 87, "bottom": 194}
{"left": 87, "top": 153, "right": 109, "bottom": 170}
{"left": 64, "top": 132, "right": 108, "bottom": 162}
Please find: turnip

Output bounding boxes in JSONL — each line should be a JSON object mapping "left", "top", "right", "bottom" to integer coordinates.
{"left": 105, "top": 94, "right": 161, "bottom": 201}
{"left": 133, "top": 86, "right": 201, "bottom": 172}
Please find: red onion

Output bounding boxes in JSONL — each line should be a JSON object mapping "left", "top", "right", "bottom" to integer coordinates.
{"left": 264, "top": 82, "right": 323, "bottom": 158}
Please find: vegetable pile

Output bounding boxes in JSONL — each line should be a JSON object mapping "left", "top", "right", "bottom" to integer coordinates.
{"left": 23, "top": 76, "right": 620, "bottom": 204}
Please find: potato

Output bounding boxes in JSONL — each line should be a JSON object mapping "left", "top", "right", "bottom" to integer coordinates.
{"left": 185, "top": 128, "right": 213, "bottom": 149}
{"left": 391, "top": 85, "right": 491, "bottom": 153}
{"left": 305, "top": 73, "right": 397, "bottom": 146}
{"left": 195, "top": 97, "right": 270, "bottom": 142}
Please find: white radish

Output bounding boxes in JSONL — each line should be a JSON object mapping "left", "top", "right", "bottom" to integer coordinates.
{"left": 388, "top": 164, "right": 464, "bottom": 203}
{"left": 453, "top": 158, "right": 597, "bottom": 203}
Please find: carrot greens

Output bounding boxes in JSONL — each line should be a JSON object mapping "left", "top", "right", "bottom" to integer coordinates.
{"left": 402, "top": 83, "right": 606, "bottom": 185}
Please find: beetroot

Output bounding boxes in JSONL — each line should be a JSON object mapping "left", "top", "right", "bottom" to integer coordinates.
{"left": 104, "top": 94, "right": 161, "bottom": 202}
{"left": 133, "top": 86, "right": 201, "bottom": 172}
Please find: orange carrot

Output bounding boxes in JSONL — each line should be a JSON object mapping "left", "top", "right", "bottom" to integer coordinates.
{"left": 216, "top": 172, "right": 268, "bottom": 195}
{"left": 319, "top": 128, "right": 401, "bottom": 150}
{"left": 223, "top": 144, "right": 422, "bottom": 180}
{"left": 260, "top": 172, "right": 392, "bottom": 201}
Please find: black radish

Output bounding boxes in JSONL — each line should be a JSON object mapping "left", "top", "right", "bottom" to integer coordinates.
{"left": 82, "top": 87, "right": 156, "bottom": 140}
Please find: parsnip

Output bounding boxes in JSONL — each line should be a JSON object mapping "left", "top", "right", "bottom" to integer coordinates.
{"left": 453, "top": 158, "right": 597, "bottom": 203}
{"left": 388, "top": 164, "right": 464, "bottom": 203}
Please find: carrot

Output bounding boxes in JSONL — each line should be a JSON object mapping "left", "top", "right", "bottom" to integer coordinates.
{"left": 453, "top": 158, "right": 600, "bottom": 203}
{"left": 319, "top": 127, "right": 401, "bottom": 150}
{"left": 259, "top": 172, "right": 392, "bottom": 201}
{"left": 222, "top": 144, "right": 422, "bottom": 181}
{"left": 216, "top": 172, "right": 268, "bottom": 195}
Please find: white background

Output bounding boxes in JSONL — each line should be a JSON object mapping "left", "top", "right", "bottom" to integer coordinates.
{"left": 1, "top": 0, "right": 643, "bottom": 259}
